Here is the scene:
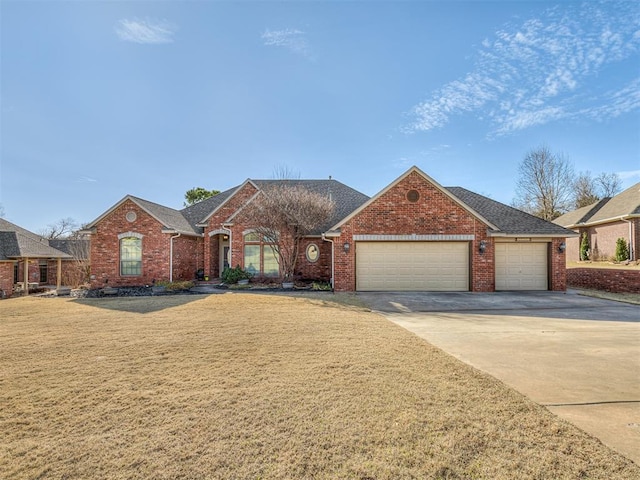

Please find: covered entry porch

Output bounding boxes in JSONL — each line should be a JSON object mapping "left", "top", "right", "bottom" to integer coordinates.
{"left": 205, "top": 229, "right": 231, "bottom": 280}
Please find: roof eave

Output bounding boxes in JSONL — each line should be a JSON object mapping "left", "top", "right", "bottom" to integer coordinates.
{"left": 573, "top": 213, "right": 640, "bottom": 228}
{"left": 160, "top": 229, "right": 203, "bottom": 237}
{"left": 198, "top": 179, "right": 259, "bottom": 224}
{"left": 6, "top": 253, "right": 73, "bottom": 259}
{"left": 488, "top": 232, "right": 580, "bottom": 238}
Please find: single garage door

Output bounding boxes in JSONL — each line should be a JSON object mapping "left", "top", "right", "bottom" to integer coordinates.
{"left": 356, "top": 242, "right": 469, "bottom": 291}
{"left": 495, "top": 242, "right": 548, "bottom": 290}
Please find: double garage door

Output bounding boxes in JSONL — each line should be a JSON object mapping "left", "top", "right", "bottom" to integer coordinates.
{"left": 355, "top": 241, "right": 548, "bottom": 291}
{"left": 356, "top": 242, "right": 469, "bottom": 291}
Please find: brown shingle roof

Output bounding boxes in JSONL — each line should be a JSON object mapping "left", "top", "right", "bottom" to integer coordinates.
{"left": 446, "top": 187, "right": 576, "bottom": 236}
{"left": 252, "top": 179, "right": 370, "bottom": 233}
{"left": 0, "top": 218, "right": 71, "bottom": 260}
{"left": 553, "top": 182, "right": 640, "bottom": 227}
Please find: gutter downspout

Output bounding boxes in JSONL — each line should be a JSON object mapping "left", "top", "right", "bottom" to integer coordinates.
{"left": 322, "top": 233, "right": 335, "bottom": 290}
{"left": 169, "top": 233, "right": 181, "bottom": 282}
{"left": 621, "top": 217, "right": 634, "bottom": 261}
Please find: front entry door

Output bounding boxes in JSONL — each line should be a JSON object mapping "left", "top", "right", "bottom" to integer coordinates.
{"left": 218, "top": 234, "right": 230, "bottom": 276}
{"left": 223, "top": 246, "right": 230, "bottom": 270}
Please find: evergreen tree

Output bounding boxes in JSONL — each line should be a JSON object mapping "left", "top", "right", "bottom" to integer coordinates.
{"left": 615, "top": 238, "right": 629, "bottom": 262}
{"left": 579, "top": 232, "right": 590, "bottom": 261}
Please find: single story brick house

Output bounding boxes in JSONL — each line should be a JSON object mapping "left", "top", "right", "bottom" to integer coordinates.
{"left": 0, "top": 218, "right": 88, "bottom": 298}
{"left": 553, "top": 182, "right": 639, "bottom": 262}
{"left": 85, "top": 167, "right": 576, "bottom": 292}
{"left": 82, "top": 166, "right": 575, "bottom": 292}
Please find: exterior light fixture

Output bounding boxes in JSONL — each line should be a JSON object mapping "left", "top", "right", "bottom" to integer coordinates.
{"left": 479, "top": 240, "right": 487, "bottom": 254}
{"left": 343, "top": 242, "right": 350, "bottom": 253}
{"left": 558, "top": 242, "right": 566, "bottom": 253}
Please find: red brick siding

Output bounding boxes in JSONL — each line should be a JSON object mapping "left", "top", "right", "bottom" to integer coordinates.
{"left": 201, "top": 182, "right": 331, "bottom": 282}
{"left": 90, "top": 199, "right": 199, "bottom": 287}
{"left": 550, "top": 238, "right": 567, "bottom": 291}
{"left": 41, "top": 259, "right": 88, "bottom": 288}
{"left": 203, "top": 183, "right": 259, "bottom": 277}
{"left": 171, "top": 235, "right": 202, "bottom": 282}
{"left": 209, "top": 237, "right": 221, "bottom": 277}
{"left": 295, "top": 238, "right": 331, "bottom": 281}
{"left": 567, "top": 268, "right": 640, "bottom": 294}
{"left": 565, "top": 234, "right": 581, "bottom": 262}
{"left": 333, "top": 171, "right": 496, "bottom": 292}
{"left": 567, "top": 221, "right": 638, "bottom": 262}
{"left": 12, "top": 260, "right": 40, "bottom": 285}
{"left": 0, "top": 260, "right": 48, "bottom": 297}
{"left": 26, "top": 260, "right": 40, "bottom": 283}
{"left": 566, "top": 222, "right": 637, "bottom": 262}
{"left": 589, "top": 221, "right": 630, "bottom": 261}
{"left": 0, "top": 262, "right": 14, "bottom": 297}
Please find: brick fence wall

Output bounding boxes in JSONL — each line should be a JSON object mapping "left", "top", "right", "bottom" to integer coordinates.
{"left": 567, "top": 268, "right": 640, "bottom": 294}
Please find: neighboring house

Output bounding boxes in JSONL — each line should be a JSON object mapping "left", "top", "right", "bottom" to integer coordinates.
{"left": 0, "top": 218, "right": 86, "bottom": 298}
{"left": 553, "top": 182, "right": 640, "bottom": 262}
{"left": 83, "top": 166, "right": 575, "bottom": 292}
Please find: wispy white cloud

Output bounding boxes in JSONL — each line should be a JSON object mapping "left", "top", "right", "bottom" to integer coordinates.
{"left": 406, "top": 2, "right": 640, "bottom": 136}
{"left": 262, "top": 28, "right": 312, "bottom": 58}
{"left": 115, "top": 18, "right": 176, "bottom": 44}
{"left": 77, "top": 176, "right": 97, "bottom": 183}
{"left": 579, "top": 77, "right": 640, "bottom": 121}
{"left": 617, "top": 169, "right": 640, "bottom": 181}
{"left": 420, "top": 144, "right": 452, "bottom": 156}
{"left": 392, "top": 157, "right": 412, "bottom": 169}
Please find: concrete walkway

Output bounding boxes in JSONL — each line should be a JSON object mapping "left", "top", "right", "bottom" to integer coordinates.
{"left": 358, "top": 291, "right": 640, "bottom": 464}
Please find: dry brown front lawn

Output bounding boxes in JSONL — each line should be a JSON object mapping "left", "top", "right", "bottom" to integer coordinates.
{"left": 1, "top": 293, "right": 637, "bottom": 479}
{"left": 567, "top": 260, "right": 640, "bottom": 270}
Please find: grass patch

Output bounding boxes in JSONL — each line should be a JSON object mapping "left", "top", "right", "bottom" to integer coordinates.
{"left": 576, "top": 289, "right": 640, "bottom": 305}
{"left": 154, "top": 280, "right": 195, "bottom": 291}
{"left": 567, "top": 261, "right": 640, "bottom": 270}
{"left": 1, "top": 294, "right": 637, "bottom": 479}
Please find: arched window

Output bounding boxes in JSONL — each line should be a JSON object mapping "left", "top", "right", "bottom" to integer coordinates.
{"left": 243, "top": 232, "right": 279, "bottom": 277}
{"left": 120, "top": 236, "right": 142, "bottom": 276}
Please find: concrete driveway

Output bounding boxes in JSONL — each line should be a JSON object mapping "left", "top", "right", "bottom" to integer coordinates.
{"left": 357, "top": 290, "right": 640, "bottom": 464}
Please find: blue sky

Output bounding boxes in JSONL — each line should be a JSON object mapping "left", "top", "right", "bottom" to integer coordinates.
{"left": 1, "top": 0, "right": 639, "bottom": 233}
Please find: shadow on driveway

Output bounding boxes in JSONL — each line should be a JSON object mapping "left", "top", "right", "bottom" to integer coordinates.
{"left": 357, "top": 290, "right": 640, "bottom": 323}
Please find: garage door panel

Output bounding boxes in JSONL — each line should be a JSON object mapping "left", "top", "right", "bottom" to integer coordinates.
{"left": 356, "top": 242, "right": 469, "bottom": 291}
{"left": 495, "top": 243, "right": 548, "bottom": 291}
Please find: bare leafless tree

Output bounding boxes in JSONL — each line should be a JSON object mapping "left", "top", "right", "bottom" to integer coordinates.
{"left": 39, "top": 217, "right": 79, "bottom": 239}
{"left": 240, "top": 185, "right": 334, "bottom": 280}
{"left": 513, "top": 146, "right": 575, "bottom": 220}
{"left": 272, "top": 164, "right": 301, "bottom": 180}
{"left": 573, "top": 171, "right": 601, "bottom": 208}
{"left": 595, "top": 172, "right": 622, "bottom": 198}
{"left": 61, "top": 232, "right": 91, "bottom": 287}
{"left": 572, "top": 171, "right": 623, "bottom": 208}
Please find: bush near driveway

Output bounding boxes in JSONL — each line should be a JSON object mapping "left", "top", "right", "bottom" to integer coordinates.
{"left": 1, "top": 294, "right": 638, "bottom": 479}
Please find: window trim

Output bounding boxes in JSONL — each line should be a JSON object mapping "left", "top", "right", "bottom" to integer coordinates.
{"left": 119, "top": 235, "right": 142, "bottom": 276}
{"left": 243, "top": 231, "right": 280, "bottom": 277}
{"left": 39, "top": 261, "right": 48, "bottom": 284}
{"left": 305, "top": 243, "right": 320, "bottom": 263}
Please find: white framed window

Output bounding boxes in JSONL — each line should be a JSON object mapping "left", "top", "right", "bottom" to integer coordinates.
{"left": 120, "top": 236, "right": 142, "bottom": 276}
{"left": 244, "top": 232, "right": 279, "bottom": 276}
